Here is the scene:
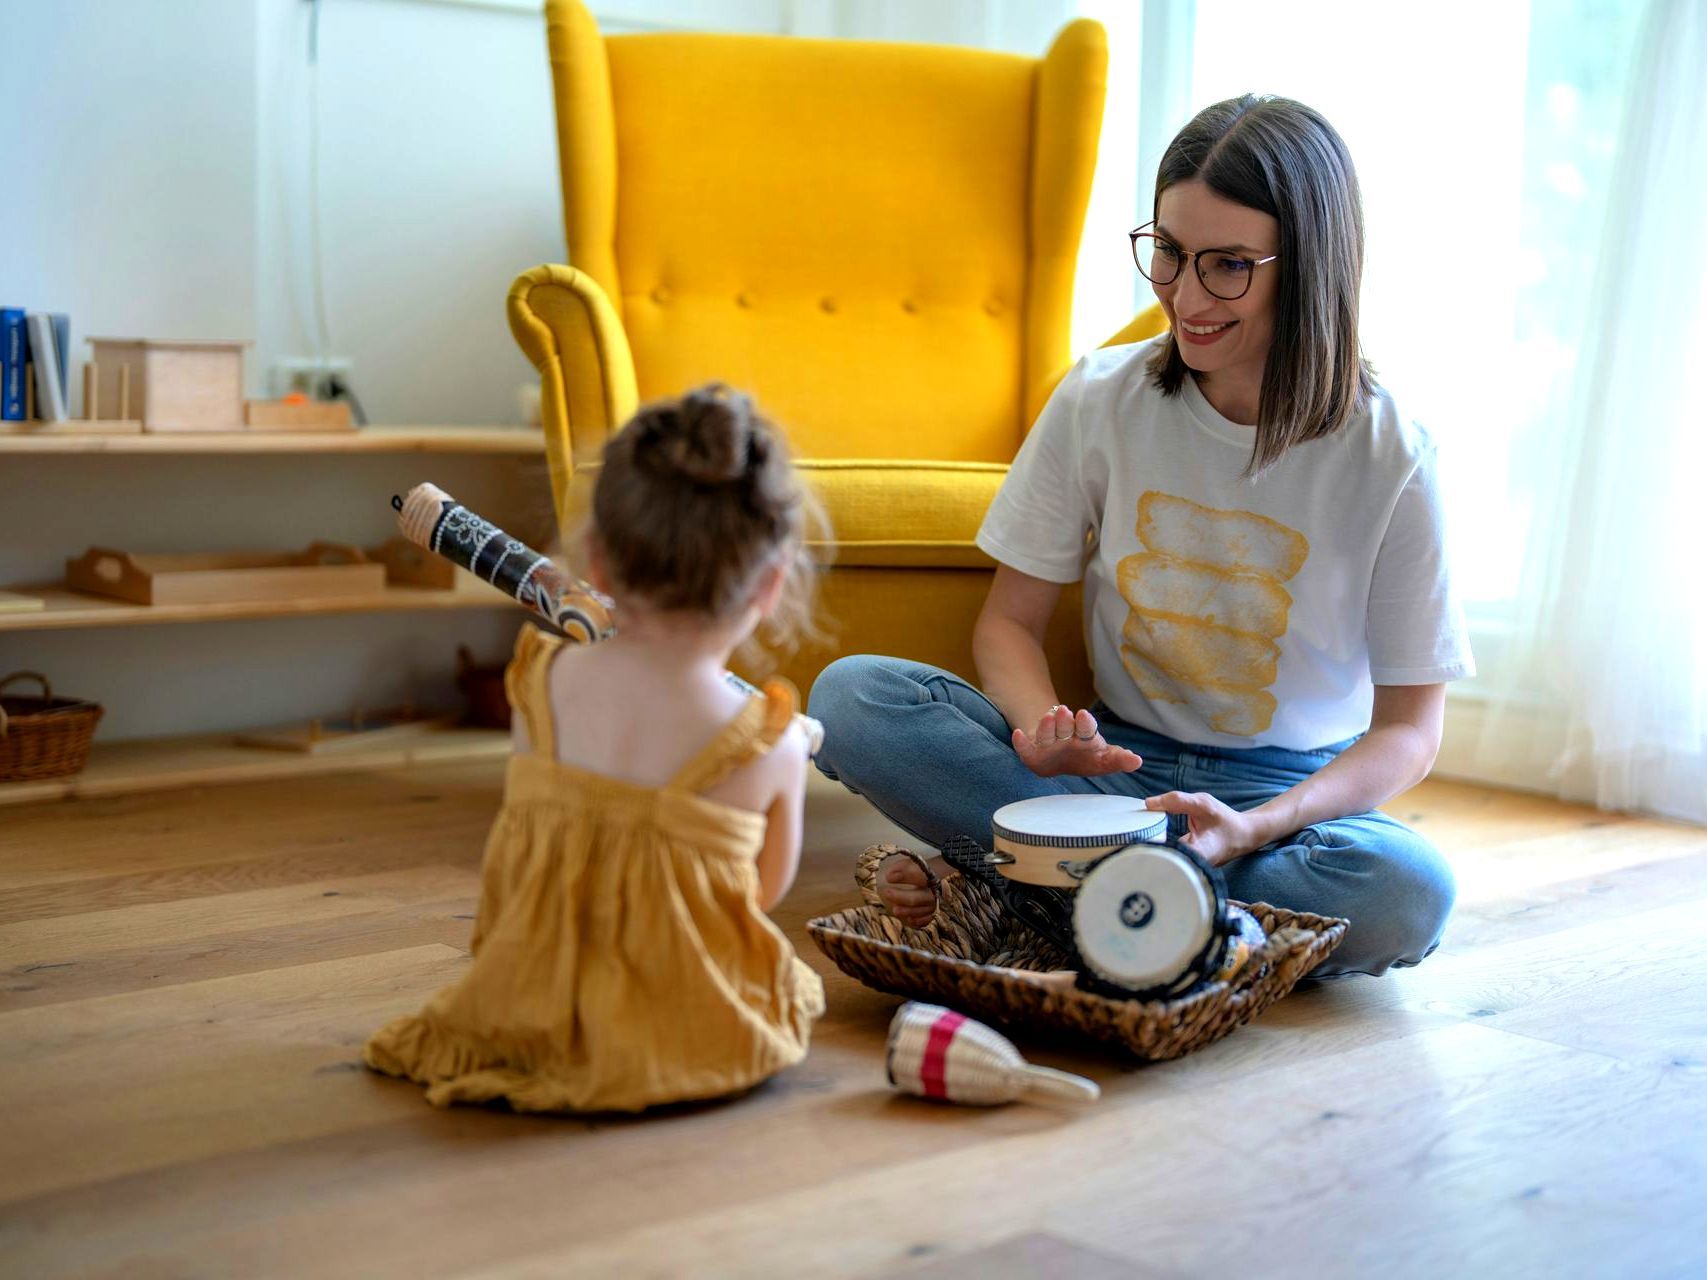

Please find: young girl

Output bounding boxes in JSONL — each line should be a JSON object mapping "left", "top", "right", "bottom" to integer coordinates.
{"left": 366, "top": 384, "right": 826, "bottom": 1112}
{"left": 810, "top": 95, "right": 1474, "bottom": 979}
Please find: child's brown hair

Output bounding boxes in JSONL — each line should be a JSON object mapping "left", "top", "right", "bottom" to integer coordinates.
{"left": 591, "top": 384, "right": 824, "bottom": 658}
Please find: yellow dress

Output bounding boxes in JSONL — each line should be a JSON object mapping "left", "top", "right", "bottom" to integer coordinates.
{"left": 364, "top": 626, "right": 825, "bottom": 1113}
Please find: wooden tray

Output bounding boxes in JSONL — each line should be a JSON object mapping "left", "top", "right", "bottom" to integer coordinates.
{"left": 65, "top": 543, "right": 384, "bottom": 606}
{"left": 235, "top": 708, "right": 454, "bottom": 754}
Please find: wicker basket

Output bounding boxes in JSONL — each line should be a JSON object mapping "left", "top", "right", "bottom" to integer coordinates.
{"left": 807, "top": 843, "right": 1348, "bottom": 1061}
{"left": 0, "top": 672, "right": 104, "bottom": 783}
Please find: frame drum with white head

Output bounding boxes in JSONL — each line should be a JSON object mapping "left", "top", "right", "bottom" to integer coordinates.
{"left": 990, "top": 795, "right": 1169, "bottom": 887}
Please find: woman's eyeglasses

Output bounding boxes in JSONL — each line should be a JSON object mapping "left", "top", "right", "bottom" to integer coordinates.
{"left": 1129, "top": 222, "right": 1279, "bottom": 301}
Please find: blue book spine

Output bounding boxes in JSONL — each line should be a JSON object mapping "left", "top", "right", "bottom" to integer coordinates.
{"left": 1, "top": 309, "right": 25, "bottom": 420}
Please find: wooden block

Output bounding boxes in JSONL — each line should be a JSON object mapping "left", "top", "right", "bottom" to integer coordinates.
{"left": 244, "top": 399, "right": 356, "bottom": 432}
{"left": 0, "top": 590, "right": 46, "bottom": 613}
{"left": 64, "top": 545, "right": 384, "bottom": 606}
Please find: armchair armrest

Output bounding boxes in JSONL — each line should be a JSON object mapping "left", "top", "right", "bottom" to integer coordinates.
{"left": 507, "top": 264, "right": 639, "bottom": 523}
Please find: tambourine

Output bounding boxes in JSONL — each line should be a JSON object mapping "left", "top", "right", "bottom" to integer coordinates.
{"left": 990, "top": 794, "right": 1169, "bottom": 887}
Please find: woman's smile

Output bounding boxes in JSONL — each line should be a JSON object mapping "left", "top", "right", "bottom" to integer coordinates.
{"left": 1178, "top": 319, "right": 1238, "bottom": 344}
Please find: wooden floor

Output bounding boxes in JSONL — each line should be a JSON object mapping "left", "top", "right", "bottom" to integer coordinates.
{"left": 1, "top": 764, "right": 1703, "bottom": 1279}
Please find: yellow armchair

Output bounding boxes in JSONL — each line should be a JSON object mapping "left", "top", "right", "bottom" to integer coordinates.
{"left": 509, "top": 0, "right": 1166, "bottom": 701}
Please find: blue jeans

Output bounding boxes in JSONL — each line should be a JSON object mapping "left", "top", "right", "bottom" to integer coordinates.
{"left": 808, "top": 655, "right": 1455, "bottom": 980}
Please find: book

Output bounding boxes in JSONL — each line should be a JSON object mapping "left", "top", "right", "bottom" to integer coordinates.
{"left": 50, "top": 313, "right": 70, "bottom": 403}
{"left": 0, "top": 309, "right": 24, "bottom": 420}
{"left": 26, "top": 313, "right": 68, "bottom": 422}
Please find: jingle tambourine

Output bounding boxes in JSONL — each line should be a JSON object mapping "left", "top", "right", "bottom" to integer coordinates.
{"left": 990, "top": 794, "right": 1169, "bottom": 887}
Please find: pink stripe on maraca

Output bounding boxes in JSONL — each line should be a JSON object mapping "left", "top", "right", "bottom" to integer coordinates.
{"left": 920, "top": 1009, "right": 967, "bottom": 1098}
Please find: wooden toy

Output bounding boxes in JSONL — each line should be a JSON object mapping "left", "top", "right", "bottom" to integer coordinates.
{"left": 244, "top": 397, "right": 355, "bottom": 432}
{"left": 393, "top": 482, "right": 614, "bottom": 643}
{"left": 65, "top": 542, "right": 382, "bottom": 606}
{"left": 0, "top": 591, "right": 45, "bottom": 614}
{"left": 86, "top": 338, "right": 247, "bottom": 432}
{"left": 236, "top": 707, "right": 453, "bottom": 754}
{"left": 885, "top": 1002, "right": 1100, "bottom": 1106}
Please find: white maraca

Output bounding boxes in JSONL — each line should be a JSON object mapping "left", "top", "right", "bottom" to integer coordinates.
{"left": 885, "top": 1002, "right": 1100, "bottom": 1106}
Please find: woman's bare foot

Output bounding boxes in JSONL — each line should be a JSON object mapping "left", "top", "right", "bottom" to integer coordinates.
{"left": 878, "top": 853, "right": 938, "bottom": 928}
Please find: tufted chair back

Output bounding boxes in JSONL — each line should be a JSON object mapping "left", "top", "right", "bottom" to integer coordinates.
{"left": 544, "top": 0, "right": 1107, "bottom": 464}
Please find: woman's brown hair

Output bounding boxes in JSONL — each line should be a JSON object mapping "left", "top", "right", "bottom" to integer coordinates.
{"left": 1147, "top": 94, "right": 1375, "bottom": 474}
{"left": 591, "top": 384, "right": 824, "bottom": 661}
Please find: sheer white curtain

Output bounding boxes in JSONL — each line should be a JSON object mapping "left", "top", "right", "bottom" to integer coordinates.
{"left": 1473, "top": 0, "right": 1707, "bottom": 823}
{"left": 1072, "top": 0, "right": 1706, "bottom": 822}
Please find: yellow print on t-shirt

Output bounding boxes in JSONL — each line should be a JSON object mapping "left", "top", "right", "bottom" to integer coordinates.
{"left": 1116, "top": 492, "right": 1309, "bottom": 736}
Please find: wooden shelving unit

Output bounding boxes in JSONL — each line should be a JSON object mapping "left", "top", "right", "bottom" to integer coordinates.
{"left": 0, "top": 425, "right": 543, "bottom": 454}
{"left": 4, "top": 422, "right": 540, "bottom": 805}
{"left": 0, "top": 574, "right": 511, "bottom": 633}
{"left": 0, "top": 725, "right": 510, "bottom": 808}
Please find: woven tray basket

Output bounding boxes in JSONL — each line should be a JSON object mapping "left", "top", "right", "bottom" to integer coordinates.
{"left": 0, "top": 672, "right": 104, "bottom": 783}
{"left": 807, "top": 843, "right": 1348, "bottom": 1061}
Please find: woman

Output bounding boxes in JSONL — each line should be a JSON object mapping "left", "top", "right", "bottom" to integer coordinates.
{"left": 808, "top": 95, "right": 1473, "bottom": 979}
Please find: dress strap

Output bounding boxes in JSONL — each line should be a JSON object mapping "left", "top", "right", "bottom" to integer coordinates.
{"left": 667, "top": 679, "right": 798, "bottom": 795}
{"left": 503, "top": 624, "right": 564, "bottom": 760}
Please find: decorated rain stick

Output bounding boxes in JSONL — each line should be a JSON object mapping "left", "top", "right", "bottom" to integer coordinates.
{"left": 393, "top": 482, "right": 615, "bottom": 643}
{"left": 391, "top": 482, "right": 824, "bottom": 754}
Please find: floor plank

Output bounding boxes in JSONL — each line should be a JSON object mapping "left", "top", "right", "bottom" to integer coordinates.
{"left": 0, "top": 765, "right": 1701, "bottom": 1279}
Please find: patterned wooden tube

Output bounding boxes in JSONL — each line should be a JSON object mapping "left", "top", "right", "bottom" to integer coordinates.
{"left": 393, "top": 482, "right": 613, "bottom": 644}
{"left": 391, "top": 482, "right": 825, "bottom": 755}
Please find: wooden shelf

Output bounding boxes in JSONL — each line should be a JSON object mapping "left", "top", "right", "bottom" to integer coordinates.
{"left": 0, "top": 575, "right": 513, "bottom": 632}
{"left": 0, "top": 725, "right": 509, "bottom": 807}
{"left": 0, "top": 426, "right": 544, "bottom": 454}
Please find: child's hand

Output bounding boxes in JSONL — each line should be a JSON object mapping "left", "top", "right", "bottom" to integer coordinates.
{"left": 1012, "top": 706, "right": 1143, "bottom": 778}
{"left": 878, "top": 853, "right": 939, "bottom": 928}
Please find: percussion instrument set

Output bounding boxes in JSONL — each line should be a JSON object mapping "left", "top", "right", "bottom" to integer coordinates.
{"left": 942, "top": 793, "right": 1266, "bottom": 1001}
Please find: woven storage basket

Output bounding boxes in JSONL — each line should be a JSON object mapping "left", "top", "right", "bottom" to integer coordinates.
{"left": 0, "top": 672, "right": 104, "bottom": 783}
{"left": 807, "top": 843, "right": 1348, "bottom": 1061}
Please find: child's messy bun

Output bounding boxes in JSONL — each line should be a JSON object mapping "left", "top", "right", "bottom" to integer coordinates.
{"left": 633, "top": 384, "right": 758, "bottom": 487}
{"left": 592, "top": 384, "right": 825, "bottom": 659}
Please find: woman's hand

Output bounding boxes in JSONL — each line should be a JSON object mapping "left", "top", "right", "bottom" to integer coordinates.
{"left": 1012, "top": 705, "right": 1142, "bottom": 778}
{"left": 1143, "top": 791, "right": 1264, "bottom": 866}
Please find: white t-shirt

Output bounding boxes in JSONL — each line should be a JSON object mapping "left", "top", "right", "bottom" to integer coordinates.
{"left": 976, "top": 338, "right": 1474, "bottom": 751}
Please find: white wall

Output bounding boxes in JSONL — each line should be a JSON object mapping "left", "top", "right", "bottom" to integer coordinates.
{"left": 0, "top": 0, "right": 258, "bottom": 381}
{"left": 254, "top": 0, "right": 562, "bottom": 425}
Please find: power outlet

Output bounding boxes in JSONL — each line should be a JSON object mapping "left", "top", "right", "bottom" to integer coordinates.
{"left": 271, "top": 357, "right": 353, "bottom": 399}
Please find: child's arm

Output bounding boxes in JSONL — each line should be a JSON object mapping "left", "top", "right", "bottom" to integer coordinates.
{"left": 754, "top": 723, "right": 810, "bottom": 912}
